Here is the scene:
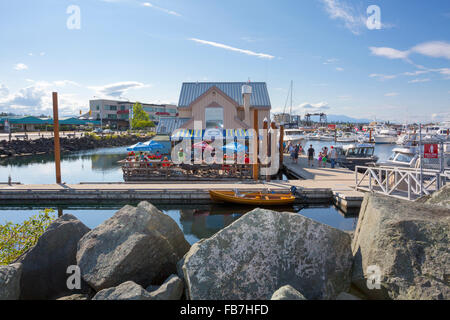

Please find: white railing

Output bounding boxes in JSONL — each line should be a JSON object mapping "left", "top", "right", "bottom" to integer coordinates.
{"left": 355, "top": 165, "right": 447, "bottom": 200}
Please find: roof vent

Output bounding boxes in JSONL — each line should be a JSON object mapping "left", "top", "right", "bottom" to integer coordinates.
{"left": 242, "top": 84, "right": 252, "bottom": 95}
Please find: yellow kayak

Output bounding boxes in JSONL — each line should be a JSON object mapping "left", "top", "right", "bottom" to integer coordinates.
{"left": 209, "top": 190, "right": 296, "bottom": 206}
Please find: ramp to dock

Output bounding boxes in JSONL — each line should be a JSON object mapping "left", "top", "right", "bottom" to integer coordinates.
{"left": 283, "top": 154, "right": 366, "bottom": 210}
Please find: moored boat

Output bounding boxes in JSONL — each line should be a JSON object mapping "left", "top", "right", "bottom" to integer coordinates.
{"left": 209, "top": 190, "right": 296, "bottom": 206}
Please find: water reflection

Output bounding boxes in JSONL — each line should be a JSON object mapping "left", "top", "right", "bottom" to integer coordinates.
{"left": 0, "top": 202, "right": 358, "bottom": 245}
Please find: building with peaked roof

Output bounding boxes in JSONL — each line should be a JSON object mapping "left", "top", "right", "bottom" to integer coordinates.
{"left": 177, "top": 82, "right": 271, "bottom": 131}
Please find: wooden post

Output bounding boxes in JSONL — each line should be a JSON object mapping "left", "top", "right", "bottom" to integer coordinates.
{"left": 52, "top": 92, "right": 62, "bottom": 184}
{"left": 252, "top": 109, "right": 259, "bottom": 181}
{"left": 369, "top": 128, "right": 372, "bottom": 143}
{"left": 279, "top": 124, "right": 284, "bottom": 167}
{"left": 263, "top": 119, "right": 269, "bottom": 181}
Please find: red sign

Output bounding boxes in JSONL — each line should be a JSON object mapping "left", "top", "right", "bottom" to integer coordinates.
{"left": 424, "top": 144, "right": 438, "bottom": 159}
{"left": 328, "top": 124, "right": 336, "bottom": 130}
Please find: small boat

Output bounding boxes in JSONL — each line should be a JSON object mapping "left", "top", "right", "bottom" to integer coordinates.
{"left": 209, "top": 190, "right": 296, "bottom": 206}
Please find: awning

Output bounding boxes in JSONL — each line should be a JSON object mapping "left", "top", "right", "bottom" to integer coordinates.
{"left": 170, "top": 129, "right": 253, "bottom": 141}
{"left": 127, "top": 140, "right": 165, "bottom": 152}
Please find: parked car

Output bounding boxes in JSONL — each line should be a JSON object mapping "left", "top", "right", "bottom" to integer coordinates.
{"left": 93, "top": 128, "right": 103, "bottom": 133}
{"left": 103, "top": 129, "right": 113, "bottom": 134}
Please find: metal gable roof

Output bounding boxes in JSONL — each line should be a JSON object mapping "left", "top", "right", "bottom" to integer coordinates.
{"left": 178, "top": 82, "right": 271, "bottom": 108}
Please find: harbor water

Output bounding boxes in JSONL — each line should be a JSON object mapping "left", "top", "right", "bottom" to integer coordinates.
{"left": 0, "top": 141, "right": 395, "bottom": 243}
{"left": 0, "top": 203, "right": 357, "bottom": 245}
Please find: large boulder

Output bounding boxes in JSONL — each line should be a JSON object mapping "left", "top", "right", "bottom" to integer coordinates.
{"left": 416, "top": 185, "right": 450, "bottom": 209}
{"left": 92, "top": 281, "right": 152, "bottom": 300}
{"left": 0, "top": 263, "right": 22, "bottom": 300}
{"left": 147, "top": 274, "right": 184, "bottom": 300}
{"left": 16, "top": 214, "right": 90, "bottom": 300}
{"left": 271, "top": 285, "right": 306, "bottom": 300}
{"left": 77, "top": 201, "right": 190, "bottom": 291}
{"left": 352, "top": 194, "right": 450, "bottom": 300}
{"left": 178, "top": 208, "right": 353, "bottom": 300}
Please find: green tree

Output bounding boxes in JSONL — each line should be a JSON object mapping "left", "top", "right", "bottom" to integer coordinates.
{"left": 134, "top": 120, "right": 155, "bottom": 129}
{"left": 131, "top": 102, "right": 150, "bottom": 129}
{"left": 0, "top": 209, "right": 56, "bottom": 265}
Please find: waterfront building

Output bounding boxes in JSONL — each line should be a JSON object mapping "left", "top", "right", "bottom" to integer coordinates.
{"left": 176, "top": 82, "right": 271, "bottom": 131}
{"left": 89, "top": 99, "right": 178, "bottom": 130}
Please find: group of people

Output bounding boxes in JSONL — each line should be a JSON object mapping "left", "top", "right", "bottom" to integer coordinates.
{"left": 288, "top": 144, "right": 339, "bottom": 168}
{"left": 179, "top": 148, "right": 251, "bottom": 164}
{"left": 126, "top": 151, "right": 171, "bottom": 168}
{"left": 288, "top": 144, "right": 303, "bottom": 164}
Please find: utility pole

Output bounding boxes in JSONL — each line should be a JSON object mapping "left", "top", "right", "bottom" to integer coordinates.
{"left": 52, "top": 92, "right": 62, "bottom": 184}
{"left": 419, "top": 123, "right": 423, "bottom": 196}
{"left": 253, "top": 109, "right": 259, "bottom": 181}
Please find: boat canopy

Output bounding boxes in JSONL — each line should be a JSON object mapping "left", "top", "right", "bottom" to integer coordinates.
{"left": 170, "top": 128, "right": 254, "bottom": 141}
{"left": 127, "top": 140, "right": 165, "bottom": 152}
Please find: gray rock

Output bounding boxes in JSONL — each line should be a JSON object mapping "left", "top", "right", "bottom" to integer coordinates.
{"left": 77, "top": 201, "right": 190, "bottom": 291}
{"left": 57, "top": 294, "right": 89, "bottom": 300}
{"left": 92, "top": 281, "right": 152, "bottom": 300}
{"left": 147, "top": 274, "right": 184, "bottom": 300}
{"left": 352, "top": 194, "right": 450, "bottom": 300}
{"left": 16, "top": 214, "right": 90, "bottom": 300}
{"left": 271, "top": 285, "right": 306, "bottom": 300}
{"left": 335, "top": 292, "right": 361, "bottom": 300}
{"left": 423, "top": 185, "right": 450, "bottom": 209}
{"left": 0, "top": 263, "right": 22, "bottom": 300}
{"left": 179, "top": 208, "right": 353, "bottom": 300}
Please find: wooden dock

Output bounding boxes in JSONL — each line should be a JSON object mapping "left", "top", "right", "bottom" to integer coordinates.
{"left": 283, "top": 154, "right": 367, "bottom": 212}
{"left": 0, "top": 155, "right": 367, "bottom": 215}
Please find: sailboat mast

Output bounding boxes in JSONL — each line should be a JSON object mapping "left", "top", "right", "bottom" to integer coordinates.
{"left": 289, "top": 80, "right": 293, "bottom": 122}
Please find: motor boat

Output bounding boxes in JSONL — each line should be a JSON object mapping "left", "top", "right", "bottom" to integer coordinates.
{"left": 336, "top": 132, "right": 357, "bottom": 143}
{"left": 333, "top": 143, "right": 378, "bottom": 171}
{"left": 319, "top": 133, "right": 335, "bottom": 141}
{"left": 373, "top": 127, "right": 398, "bottom": 144}
{"left": 283, "top": 129, "right": 306, "bottom": 148}
{"left": 377, "top": 143, "right": 450, "bottom": 172}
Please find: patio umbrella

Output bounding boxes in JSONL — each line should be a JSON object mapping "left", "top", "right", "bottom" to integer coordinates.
{"left": 222, "top": 142, "right": 248, "bottom": 153}
{"left": 127, "top": 140, "right": 164, "bottom": 152}
{"left": 193, "top": 141, "right": 214, "bottom": 151}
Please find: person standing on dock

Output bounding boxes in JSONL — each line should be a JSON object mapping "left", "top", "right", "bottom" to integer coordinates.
{"left": 289, "top": 144, "right": 295, "bottom": 162}
{"left": 294, "top": 144, "right": 300, "bottom": 164}
{"left": 330, "top": 146, "right": 337, "bottom": 168}
{"left": 307, "top": 145, "right": 315, "bottom": 167}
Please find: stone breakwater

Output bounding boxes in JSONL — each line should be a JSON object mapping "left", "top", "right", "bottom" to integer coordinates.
{"left": 0, "top": 135, "right": 150, "bottom": 158}
{"left": 0, "top": 187, "right": 449, "bottom": 300}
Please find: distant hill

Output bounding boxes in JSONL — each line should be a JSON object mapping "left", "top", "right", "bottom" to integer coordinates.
{"left": 326, "top": 114, "right": 374, "bottom": 123}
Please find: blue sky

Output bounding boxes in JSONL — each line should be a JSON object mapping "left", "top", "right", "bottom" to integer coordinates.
{"left": 0, "top": 0, "right": 449, "bottom": 122}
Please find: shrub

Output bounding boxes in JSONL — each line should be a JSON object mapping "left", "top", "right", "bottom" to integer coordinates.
{"left": 0, "top": 209, "right": 56, "bottom": 265}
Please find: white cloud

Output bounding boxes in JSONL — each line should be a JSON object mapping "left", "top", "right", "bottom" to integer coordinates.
{"left": 297, "top": 102, "right": 330, "bottom": 112}
{"left": 369, "top": 73, "right": 397, "bottom": 81}
{"left": 411, "top": 41, "right": 450, "bottom": 60}
{"left": 323, "top": 58, "right": 339, "bottom": 64}
{"left": 0, "top": 80, "right": 87, "bottom": 116}
{"left": 188, "top": 38, "right": 275, "bottom": 60}
{"left": 0, "top": 84, "right": 9, "bottom": 97}
{"left": 320, "top": 0, "right": 366, "bottom": 35}
{"left": 335, "top": 67, "right": 344, "bottom": 71}
{"left": 369, "top": 41, "right": 450, "bottom": 62}
{"left": 408, "top": 78, "right": 431, "bottom": 84}
{"left": 89, "top": 81, "right": 151, "bottom": 98}
{"left": 14, "top": 63, "right": 28, "bottom": 71}
{"left": 402, "top": 70, "right": 430, "bottom": 76}
{"left": 369, "top": 47, "right": 410, "bottom": 60}
{"left": 384, "top": 92, "right": 399, "bottom": 97}
{"left": 142, "top": 2, "right": 181, "bottom": 17}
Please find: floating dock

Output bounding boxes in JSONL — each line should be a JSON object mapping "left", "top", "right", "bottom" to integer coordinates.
{"left": 0, "top": 155, "right": 367, "bottom": 215}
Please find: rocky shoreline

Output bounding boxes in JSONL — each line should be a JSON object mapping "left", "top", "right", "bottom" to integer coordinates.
{"left": 0, "top": 134, "right": 150, "bottom": 158}
{"left": 0, "top": 186, "right": 449, "bottom": 300}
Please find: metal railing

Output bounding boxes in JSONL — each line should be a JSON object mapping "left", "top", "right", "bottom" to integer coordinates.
{"left": 355, "top": 165, "right": 447, "bottom": 200}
